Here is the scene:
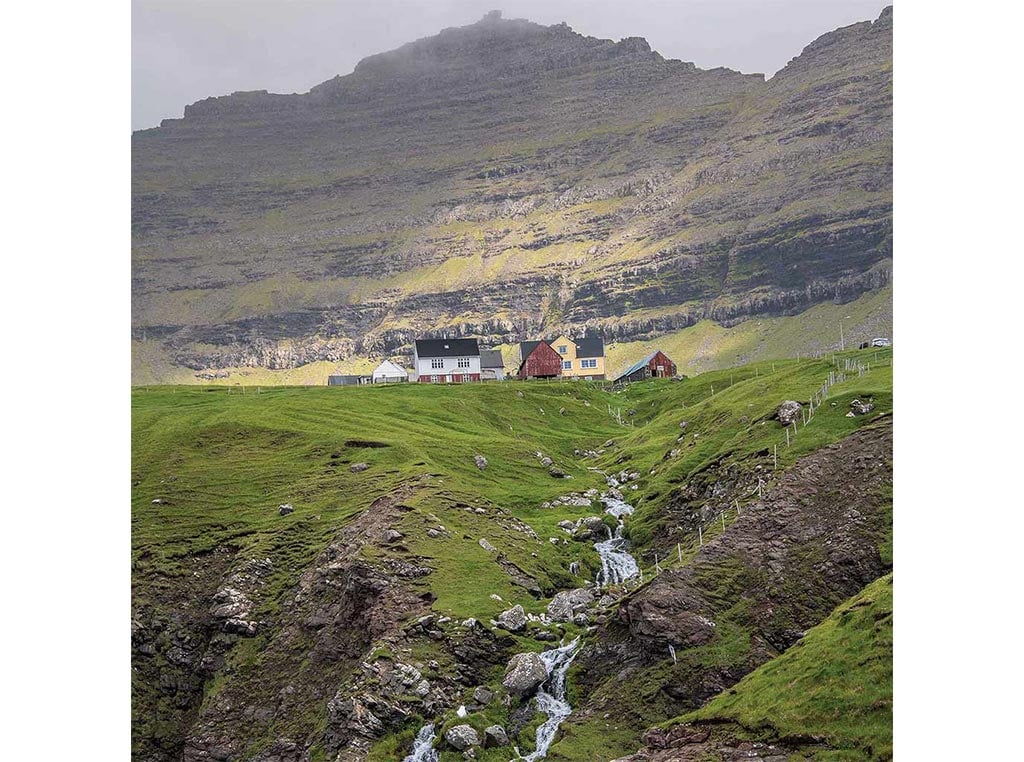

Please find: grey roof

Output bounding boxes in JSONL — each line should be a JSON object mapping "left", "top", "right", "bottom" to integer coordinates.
{"left": 479, "top": 348, "right": 504, "bottom": 369}
{"left": 615, "top": 351, "right": 660, "bottom": 381}
{"left": 574, "top": 337, "right": 605, "bottom": 358}
{"left": 414, "top": 338, "right": 480, "bottom": 358}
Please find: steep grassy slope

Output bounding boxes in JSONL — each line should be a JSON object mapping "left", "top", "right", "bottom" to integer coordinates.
{"left": 132, "top": 348, "right": 892, "bottom": 761}
{"left": 680, "top": 573, "right": 893, "bottom": 760}
{"left": 131, "top": 9, "right": 892, "bottom": 381}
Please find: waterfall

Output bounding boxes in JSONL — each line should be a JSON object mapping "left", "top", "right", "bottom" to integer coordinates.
{"left": 593, "top": 481, "right": 639, "bottom": 587}
{"left": 402, "top": 722, "right": 438, "bottom": 762}
{"left": 522, "top": 638, "right": 581, "bottom": 761}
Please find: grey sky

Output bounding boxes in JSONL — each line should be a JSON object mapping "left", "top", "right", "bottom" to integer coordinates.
{"left": 132, "top": 0, "right": 889, "bottom": 131}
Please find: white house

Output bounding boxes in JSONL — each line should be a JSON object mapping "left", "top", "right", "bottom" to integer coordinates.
{"left": 413, "top": 338, "right": 481, "bottom": 383}
{"left": 371, "top": 359, "right": 409, "bottom": 384}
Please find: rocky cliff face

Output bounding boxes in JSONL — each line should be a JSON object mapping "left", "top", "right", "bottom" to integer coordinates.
{"left": 132, "top": 8, "right": 892, "bottom": 377}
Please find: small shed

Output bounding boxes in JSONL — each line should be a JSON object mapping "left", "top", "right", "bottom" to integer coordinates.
{"left": 614, "top": 350, "right": 677, "bottom": 384}
{"left": 479, "top": 348, "right": 506, "bottom": 381}
{"left": 328, "top": 375, "right": 371, "bottom": 386}
{"left": 372, "top": 360, "right": 409, "bottom": 384}
{"left": 517, "top": 341, "right": 563, "bottom": 379}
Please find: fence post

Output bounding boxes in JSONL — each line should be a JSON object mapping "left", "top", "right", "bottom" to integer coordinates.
{"left": 698, "top": 525, "right": 703, "bottom": 546}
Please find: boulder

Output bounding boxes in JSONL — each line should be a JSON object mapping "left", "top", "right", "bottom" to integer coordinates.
{"left": 474, "top": 455, "right": 488, "bottom": 470}
{"left": 547, "top": 587, "right": 595, "bottom": 621}
{"left": 483, "top": 725, "right": 510, "bottom": 748}
{"left": 849, "top": 398, "right": 874, "bottom": 416}
{"left": 382, "top": 528, "right": 403, "bottom": 543}
{"left": 549, "top": 466, "right": 569, "bottom": 479}
{"left": 210, "top": 587, "right": 252, "bottom": 619}
{"left": 445, "top": 724, "right": 480, "bottom": 751}
{"left": 540, "top": 456, "right": 553, "bottom": 467}
{"left": 502, "top": 652, "right": 548, "bottom": 696}
{"left": 223, "top": 618, "right": 258, "bottom": 637}
{"left": 776, "top": 400, "right": 802, "bottom": 426}
{"left": 278, "top": 503, "right": 294, "bottom": 516}
{"left": 478, "top": 538, "right": 497, "bottom": 553}
{"left": 496, "top": 605, "right": 527, "bottom": 632}
{"left": 572, "top": 516, "right": 608, "bottom": 542}
{"left": 473, "top": 685, "right": 494, "bottom": 705}
{"left": 350, "top": 462, "right": 369, "bottom": 473}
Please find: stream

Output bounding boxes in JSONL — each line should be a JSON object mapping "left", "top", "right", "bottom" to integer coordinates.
{"left": 521, "top": 637, "right": 581, "bottom": 761}
{"left": 594, "top": 477, "right": 640, "bottom": 587}
{"left": 405, "top": 477, "right": 640, "bottom": 760}
{"left": 402, "top": 722, "right": 438, "bottom": 762}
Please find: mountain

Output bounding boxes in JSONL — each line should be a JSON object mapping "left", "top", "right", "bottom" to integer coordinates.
{"left": 131, "top": 8, "right": 892, "bottom": 383}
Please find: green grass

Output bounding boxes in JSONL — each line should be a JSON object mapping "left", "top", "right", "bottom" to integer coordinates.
{"left": 133, "top": 348, "right": 893, "bottom": 760}
{"left": 680, "top": 574, "right": 894, "bottom": 760}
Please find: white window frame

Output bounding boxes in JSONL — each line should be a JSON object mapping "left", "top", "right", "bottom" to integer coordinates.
{"left": 562, "top": 360, "right": 572, "bottom": 370}
{"left": 457, "top": 357, "right": 470, "bottom": 369}
{"left": 558, "top": 345, "right": 568, "bottom": 354}
{"left": 431, "top": 358, "right": 444, "bottom": 370}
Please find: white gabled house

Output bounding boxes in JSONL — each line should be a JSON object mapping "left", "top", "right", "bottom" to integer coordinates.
{"left": 371, "top": 359, "right": 410, "bottom": 384}
{"left": 413, "top": 338, "right": 481, "bottom": 383}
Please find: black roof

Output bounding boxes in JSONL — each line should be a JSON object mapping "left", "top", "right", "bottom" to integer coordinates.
{"left": 574, "top": 337, "right": 605, "bottom": 358}
{"left": 414, "top": 338, "right": 480, "bottom": 358}
{"left": 519, "top": 340, "right": 548, "bottom": 360}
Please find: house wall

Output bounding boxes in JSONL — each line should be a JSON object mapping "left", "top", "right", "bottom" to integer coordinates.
{"left": 414, "top": 355, "right": 481, "bottom": 382}
{"left": 551, "top": 335, "right": 606, "bottom": 379}
{"left": 647, "top": 351, "right": 676, "bottom": 378}
{"left": 519, "top": 342, "right": 563, "bottom": 378}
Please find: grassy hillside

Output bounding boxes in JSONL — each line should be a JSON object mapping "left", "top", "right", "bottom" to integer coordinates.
{"left": 680, "top": 573, "right": 894, "bottom": 760}
{"left": 132, "top": 348, "right": 892, "bottom": 761}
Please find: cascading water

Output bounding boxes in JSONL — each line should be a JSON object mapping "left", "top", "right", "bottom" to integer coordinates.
{"left": 522, "top": 637, "right": 581, "bottom": 761}
{"left": 593, "top": 477, "right": 639, "bottom": 587}
{"left": 402, "top": 722, "right": 438, "bottom": 762}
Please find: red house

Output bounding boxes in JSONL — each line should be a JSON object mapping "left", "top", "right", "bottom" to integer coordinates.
{"left": 517, "top": 341, "right": 563, "bottom": 379}
{"left": 613, "top": 350, "right": 678, "bottom": 383}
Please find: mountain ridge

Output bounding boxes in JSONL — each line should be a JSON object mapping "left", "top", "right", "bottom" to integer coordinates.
{"left": 132, "top": 7, "right": 891, "bottom": 381}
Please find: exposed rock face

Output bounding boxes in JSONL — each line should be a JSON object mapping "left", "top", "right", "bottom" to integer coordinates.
{"left": 133, "top": 482, "right": 441, "bottom": 762}
{"left": 575, "top": 418, "right": 893, "bottom": 729}
{"left": 612, "top": 724, "right": 801, "bottom": 761}
{"left": 131, "top": 8, "right": 892, "bottom": 380}
{"left": 503, "top": 651, "right": 549, "bottom": 696}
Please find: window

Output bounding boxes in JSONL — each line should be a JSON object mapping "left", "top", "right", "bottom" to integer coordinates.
{"left": 431, "top": 358, "right": 443, "bottom": 369}
{"left": 430, "top": 375, "right": 438, "bottom": 383}
{"left": 580, "top": 358, "right": 597, "bottom": 369}
{"left": 457, "top": 357, "right": 471, "bottom": 368}
{"left": 562, "top": 360, "right": 572, "bottom": 370}
{"left": 558, "top": 345, "right": 568, "bottom": 354}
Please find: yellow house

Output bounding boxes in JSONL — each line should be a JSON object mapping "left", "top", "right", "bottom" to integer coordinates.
{"left": 550, "top": 335, "right": 606, "bottom": 380}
